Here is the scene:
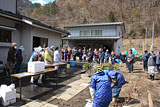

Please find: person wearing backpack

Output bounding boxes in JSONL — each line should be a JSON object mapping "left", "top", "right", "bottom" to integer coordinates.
{"left": 143, "top": 50, "right": 149, "bottom": 71}
{"left": 156, "top": 51, "right": 160, "bottom": 74}
{"left": 148, "top": 51, "right": 156, "bottom": 80}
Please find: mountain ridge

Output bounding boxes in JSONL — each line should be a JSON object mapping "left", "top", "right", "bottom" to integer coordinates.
{"left": 17, "top": 0, "right": 160, "bottom": 38}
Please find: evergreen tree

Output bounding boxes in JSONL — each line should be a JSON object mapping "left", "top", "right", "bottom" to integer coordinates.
{"left": 108, "top": 11, "right": 116, "bottom": 22}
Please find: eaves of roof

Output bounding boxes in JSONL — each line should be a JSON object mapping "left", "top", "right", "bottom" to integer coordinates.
{"left": 0, "top": 9, "right": 69, "bottom": 35}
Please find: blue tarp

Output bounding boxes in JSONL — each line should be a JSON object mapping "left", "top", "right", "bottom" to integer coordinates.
{"left": 131, "top": 48, "right": 138, "bottom": 55}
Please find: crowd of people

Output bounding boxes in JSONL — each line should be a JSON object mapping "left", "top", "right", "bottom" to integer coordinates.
{"left": 7, "top": 43, "right": 61, "bottom": 87}
{"left": 142, "top": 50, "right": 160, "bottom": 80}
{"left": 61, "top": 47, "right": 119, "bottom": 65}
{"left": 124, "top": 48, "right": 160, "bottom": 81}
{"left": 6, "top": 42, "right": 160, "bottom": 107}
{"left": 29, "top": 46, "right": 61, "bottom": 87}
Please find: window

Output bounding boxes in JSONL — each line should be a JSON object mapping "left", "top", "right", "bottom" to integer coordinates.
{"left": 33, "top": 36, "right": 48, "bottom": 49}
{"left": 91, "top": 30, "right": 102, "bottom": 36}
{"left": 80, "top": 30, "right": 90, "bottom": 36}
{"left": 41, "top": 38, "right": 48, "bottom": 48}
{"left": 0, "top": 29, "right": 12, "bottom": 43}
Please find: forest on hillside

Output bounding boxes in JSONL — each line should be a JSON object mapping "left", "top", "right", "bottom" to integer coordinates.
{"left": 17, "top": 0, "right": 160, "bottom": 38}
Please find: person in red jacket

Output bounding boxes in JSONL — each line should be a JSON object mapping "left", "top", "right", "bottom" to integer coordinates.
{"left": 61, "top": 48, "right": 64, "bottom": 60}
{"left": 68, "top": 48, "right": 72, "bottom": 61}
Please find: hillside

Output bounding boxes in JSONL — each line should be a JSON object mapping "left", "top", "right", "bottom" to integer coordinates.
{"left": 17, "top": 0, "right": 41, "bottom": 16}
{"left": 17, "top": 0, "right": 160, "bottom": 38}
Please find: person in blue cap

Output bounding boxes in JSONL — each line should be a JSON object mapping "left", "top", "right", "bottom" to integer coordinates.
{"left": 90, "top": 64, "right": 112, "bottom": 107}
{"left": 104, "top": 69, "right": 126, "bottom": 103}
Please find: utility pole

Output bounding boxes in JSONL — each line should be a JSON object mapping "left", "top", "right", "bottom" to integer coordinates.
{"left": 145, "top": 27, "right": 147, "bottom": 50}
{"left": 150, "top": 21, "right": 154, "bottom": 52}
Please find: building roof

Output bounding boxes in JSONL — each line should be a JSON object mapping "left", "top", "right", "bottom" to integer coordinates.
{"left": 0, "top": 9, "right": 69, "bottom": 35}
{"left": 65, "top": 22, "right": 124, "bottom": 28}
{"left": 61, "top": 36, "right": 121, "bottom": 40}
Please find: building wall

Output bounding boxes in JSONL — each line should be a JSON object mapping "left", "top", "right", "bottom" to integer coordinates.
{"left": 67, "top": 26, "right": 117, "bottom": 37}
{"left": 21, "top": 24, "right": 32, "bottom": 63}
{"left": 0, "top": 17, "right": 21, "bottom": 63}
{"left": 65, "top": 25, "right": 123, "bottom": 55}
{"left": 0, "top": 0, "right": 16, "bottom": 13}
{"left": 114, "top": 38, "right": 122, "bottom": 55}
{"left": 32, "top": 27, "right": 61, "bottom": 49}
{"left": 0, "top": 17, "right": 62, "bottom": 65}
{"left": 114, "top": 26, "right": 122, "bottom": 55}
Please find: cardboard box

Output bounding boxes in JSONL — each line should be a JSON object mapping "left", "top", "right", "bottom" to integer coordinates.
{"left": 28, "top": 61, "right": 45, "bottom": 73}
{"left": 0, "top": 89, "right": 16, "bottom": 106}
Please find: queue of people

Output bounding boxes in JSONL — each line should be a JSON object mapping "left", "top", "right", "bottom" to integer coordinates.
{"left": 60, "top": 47, "right": 119, "bottom": 65}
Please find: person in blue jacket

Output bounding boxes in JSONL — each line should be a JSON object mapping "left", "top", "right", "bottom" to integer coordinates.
{"left": 90, "top": 65, "right": 112, "bottom": 107}
{"left": 98, "top": 48, "right": 105, "bottom": 64}
{"left": 104, "top": 49, "right": 110, "bottom": 63}
{"left": 104, "top": 69, "right": 126, "bottom": 103}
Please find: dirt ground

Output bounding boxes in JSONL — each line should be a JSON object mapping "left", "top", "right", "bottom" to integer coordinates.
{"left": 50, "top": 61, "right": 160, "bottom": 107}
{"left": 122, "top": 37, "right": 160, "bottom": 55}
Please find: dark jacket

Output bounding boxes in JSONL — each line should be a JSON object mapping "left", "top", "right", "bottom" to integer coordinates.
{"left": 156, "top": 55, "right": 160, "bottom": 65}
{"left": 98, "top": 52, "right": 105, "bottom": 61}
{"left": 143, "top": 53, "right": 149, "bottom": 62}
{"left": 7, "top": 47, "right": 17, "bottom": 63}
{"left": 87, "top": 51, "right": 94, "bottom": 60}
{"left": 16, "top": 49, "right": 23, "bottom": 63}
{"left": 78, "top": 51, "right": 83, "bottom": 57}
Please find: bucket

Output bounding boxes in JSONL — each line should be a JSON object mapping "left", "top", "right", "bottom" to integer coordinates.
{"left": 67, "top": 64, "right": 70, "bottom": 68}
{"left": 69, "top": 61, "right": 76, "bottom": 67}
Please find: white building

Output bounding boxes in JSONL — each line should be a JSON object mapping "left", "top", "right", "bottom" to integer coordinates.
{"left": 62, "top": 22, "right": 125, "bottom": 55}
{"left": 0, "top": 0, "right": 68, "bottom": 64}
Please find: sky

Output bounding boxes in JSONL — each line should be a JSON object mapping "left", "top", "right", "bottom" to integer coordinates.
{"left": 29, "top": 0, "right": 55, "bottom": 5}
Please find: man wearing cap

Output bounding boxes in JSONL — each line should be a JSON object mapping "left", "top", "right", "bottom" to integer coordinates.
{"left": 7, "top": 43, "right": 17, "bottom": 73}
{"left": 90, "top": 65, "right": 112, "bottom": 107}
